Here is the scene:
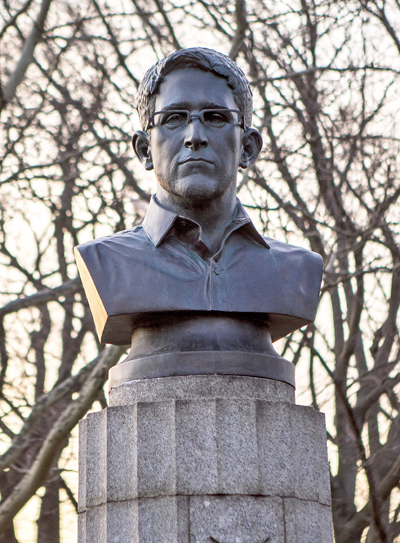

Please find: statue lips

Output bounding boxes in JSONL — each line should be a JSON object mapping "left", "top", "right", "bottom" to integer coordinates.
{"left": 178, "top": 157, "right": 214, "bottom": 173}
{"left": 178, "top": 157, "right": 214, "bottom": 165}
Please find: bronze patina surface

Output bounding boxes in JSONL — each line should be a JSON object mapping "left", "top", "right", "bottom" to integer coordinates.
{"left": 75, "top": 48, "right": 323, "bottom": 387}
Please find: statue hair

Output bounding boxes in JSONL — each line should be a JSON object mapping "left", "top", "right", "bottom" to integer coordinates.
{"left": 137, "top": 47, "right": 253, "bottom": 130}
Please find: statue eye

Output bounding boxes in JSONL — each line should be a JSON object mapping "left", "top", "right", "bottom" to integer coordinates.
{"left": 203, "top": 110, "right": 231, "bottom": 126}
{"left": 160, "top": 112, "right": 188, "bottom": 127}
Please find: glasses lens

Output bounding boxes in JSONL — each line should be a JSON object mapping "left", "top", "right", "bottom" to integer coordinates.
{"left": 151, "top": 109, "right": 241, "bottom": 129}
{"left": 202, "top": 110, "right": 233, "bottom": 127}
{"left": 154, "top": 111, "right": 189, "bottom": 128}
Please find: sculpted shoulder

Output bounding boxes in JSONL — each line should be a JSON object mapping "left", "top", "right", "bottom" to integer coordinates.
{"left": 76, "top": 225, "right": 149, "bottom": 257}
{"left": 263, "top": 235, "right": 324, "bottom": 267}
{"left": 76, "top": 226, "right": 323, "bottom": 275}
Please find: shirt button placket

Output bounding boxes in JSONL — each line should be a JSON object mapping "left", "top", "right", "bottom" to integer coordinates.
{"left": 211, "top": 259, "right": 219, "bottom": 275}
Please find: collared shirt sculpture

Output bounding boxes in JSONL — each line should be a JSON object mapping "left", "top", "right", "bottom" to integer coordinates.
{"left": 74, "top": 48, "right": 323, "bottom": 389}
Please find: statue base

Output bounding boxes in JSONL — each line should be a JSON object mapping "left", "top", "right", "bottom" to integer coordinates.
{"left": 78, "top": 374, "right": 333, "bottom": 542}
{"left": 109, "top": 314, "right": 295, "bottom": 387}
{"left": 109, "top": 351, "right": 295, "bottom": 387}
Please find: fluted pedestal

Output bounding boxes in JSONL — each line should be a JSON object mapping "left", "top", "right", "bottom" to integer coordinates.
{"left": 78, "top": 375, "right": 333, "bottom": 542}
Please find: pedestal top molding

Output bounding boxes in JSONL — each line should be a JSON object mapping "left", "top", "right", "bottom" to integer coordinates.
{"left": 109, "top": 375, "right": 295, "bottom": 406}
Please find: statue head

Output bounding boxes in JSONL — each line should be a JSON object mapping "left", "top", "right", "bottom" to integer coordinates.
{"left": 132, "top": 48, "right": 263, "bottom": 208}
{"left": 136, "top": 47, "right": 254, "bottom": 131}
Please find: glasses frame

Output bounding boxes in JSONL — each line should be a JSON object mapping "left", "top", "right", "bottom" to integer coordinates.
{"left": 148, "top": 108, "right": 244, "bottom": 130}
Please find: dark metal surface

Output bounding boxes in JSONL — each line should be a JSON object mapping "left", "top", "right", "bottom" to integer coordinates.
{"left": 109, "top": 351, "right": 295, "bottom": 389}
{"left": 75, "top": 197, "right": 323, "bottom": 345}
{"left": 108, "top": 314, "right": 295, "bottom": 388}
{"left": 126, "top": 314, "right": 286, "bottom": 359}
{"left": 75, "top": 48, "right": 324, "bottom": 388}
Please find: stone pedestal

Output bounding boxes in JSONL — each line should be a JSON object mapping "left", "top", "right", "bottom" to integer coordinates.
{"left": 78, "top": 375, "right": 333, "bottom": 542}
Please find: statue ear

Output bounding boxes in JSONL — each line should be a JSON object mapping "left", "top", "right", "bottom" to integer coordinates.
{"left": 132, "top": 131, "right": 153, "bottom": 171}
{"left": 239, "top": 128, "right": 263, "bottom": 169}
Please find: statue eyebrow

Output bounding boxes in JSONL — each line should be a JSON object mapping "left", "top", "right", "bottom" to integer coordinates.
{"left": 160, "top": 101, "right": 228, "bottom": 111}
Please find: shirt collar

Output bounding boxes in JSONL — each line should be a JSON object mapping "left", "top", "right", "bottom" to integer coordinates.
{"left": 142, "top": 195, "right": 270, "bottom": 249}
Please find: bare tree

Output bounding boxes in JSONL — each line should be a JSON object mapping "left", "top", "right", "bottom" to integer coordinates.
{"left": 0, "top": 0, "right": 399, "bottom": 541}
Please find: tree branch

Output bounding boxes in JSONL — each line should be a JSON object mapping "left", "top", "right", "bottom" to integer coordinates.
{"left": 1, "top": 0, "right": 53, "bottom": 109}
{"left": 0, "top": 345, "right": 125, "bottom": 535}
{"left": 0, "top": 0, "right": 35, "bottom": 41}
{"left": 229, "top": 0, "right": 248, "bottom": 60}
{"left": 0, "top": 277, "right": 82, "bottom": 318}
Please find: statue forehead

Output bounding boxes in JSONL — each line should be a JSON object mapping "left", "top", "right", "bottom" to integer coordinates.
{"left": 154, "top": 68, "right": 236, "bottom": 109}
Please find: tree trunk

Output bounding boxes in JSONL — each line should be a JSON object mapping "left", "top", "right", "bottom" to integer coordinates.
{"left": 36, "top": 480, "right": 60, "bottom": 543}
{"left": 0, "top": 525, "right": 19, "bottom": 543}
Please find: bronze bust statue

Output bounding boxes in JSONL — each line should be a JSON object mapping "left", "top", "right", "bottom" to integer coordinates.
{"left": 74, "top": 48, "right": 323, "bottom": 388}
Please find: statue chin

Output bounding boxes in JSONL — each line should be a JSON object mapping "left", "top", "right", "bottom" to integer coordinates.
{"left": 157, "top": 174, "right": 234, "bottom": 209}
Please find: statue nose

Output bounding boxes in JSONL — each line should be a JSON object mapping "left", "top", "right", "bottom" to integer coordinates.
{"left": 184, "top": 119, "right": 208, "bottom": 149}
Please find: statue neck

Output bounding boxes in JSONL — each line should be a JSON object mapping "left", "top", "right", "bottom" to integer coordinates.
{"left": 155, "top": 185, "right": 237, "bottom": 255}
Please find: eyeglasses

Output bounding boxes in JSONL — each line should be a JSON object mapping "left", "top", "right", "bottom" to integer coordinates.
{"left": 148, "top": 108, "right": 244, "bottom": 130}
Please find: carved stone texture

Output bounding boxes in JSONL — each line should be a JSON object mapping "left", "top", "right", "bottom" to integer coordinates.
{"left": 78, "top": 376, "right": 333, "bottom": 543}
{"left": 108, "top": 374, "right": 295, "bottom": 405}
{"left": 190, "top": 495, "right": 285, "bottom": 542}
{"left": 78, "top": 496, "right": 333, "bottom": 543}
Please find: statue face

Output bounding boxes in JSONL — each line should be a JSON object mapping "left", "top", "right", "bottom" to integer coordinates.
{"left": 149, "top": 68, "right": 244, "bottom": 207}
